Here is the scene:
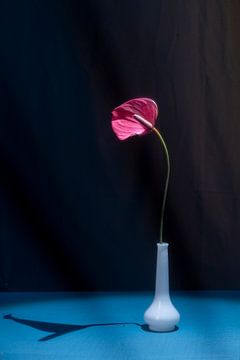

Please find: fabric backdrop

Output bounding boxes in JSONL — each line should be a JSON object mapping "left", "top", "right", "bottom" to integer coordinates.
{"left": 0, "top": 0, "right": 240, "bottom": 290}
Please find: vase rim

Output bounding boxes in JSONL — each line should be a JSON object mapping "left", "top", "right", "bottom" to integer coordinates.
{"left": 157, "top": 242, "right": 169, "bottom": 248}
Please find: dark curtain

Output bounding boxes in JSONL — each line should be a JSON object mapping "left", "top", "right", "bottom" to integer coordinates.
{"left": 0, "top": 0, "right": 240, "bottom": 290}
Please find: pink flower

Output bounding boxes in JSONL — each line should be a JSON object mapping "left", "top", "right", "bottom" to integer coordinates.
{"left": 111, "top": 98, "right": 158, "bottom": 140}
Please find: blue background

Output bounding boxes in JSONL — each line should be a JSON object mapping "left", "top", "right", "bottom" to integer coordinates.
{"left": 2, "top": 292, "right": 240, "bottom": 359}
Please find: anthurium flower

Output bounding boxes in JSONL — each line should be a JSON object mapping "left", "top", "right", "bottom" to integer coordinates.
{"left": 111, "top": 98, "right": 158, "bottom": 140}
{"left": 111, "top": 97, "right": 170, "bottom": 244}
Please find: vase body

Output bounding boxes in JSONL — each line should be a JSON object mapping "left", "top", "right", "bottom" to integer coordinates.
{"left": 144, "top": 242, "right": 180, "bottom": 332}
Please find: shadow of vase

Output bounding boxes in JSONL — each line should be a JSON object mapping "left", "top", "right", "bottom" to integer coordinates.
{"left": 4, "top": 314, "right": 167, "bottom": 341}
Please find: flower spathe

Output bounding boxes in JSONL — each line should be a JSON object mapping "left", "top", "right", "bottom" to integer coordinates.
{"left": 111, "top": 98, "right": 158, "bottom": 140}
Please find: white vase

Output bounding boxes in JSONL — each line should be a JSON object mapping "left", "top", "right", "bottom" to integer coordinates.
{"left": 144, "top": 242, "right": 180, "bottom": 332}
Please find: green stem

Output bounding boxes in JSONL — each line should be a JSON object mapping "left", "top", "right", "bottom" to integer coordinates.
{"left": 152, "top": 127, "right": 170, "bottom": 244}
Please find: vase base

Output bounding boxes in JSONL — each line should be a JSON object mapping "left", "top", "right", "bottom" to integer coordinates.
{"left": 149, "top": 324, "right": 176, "bottom": 332}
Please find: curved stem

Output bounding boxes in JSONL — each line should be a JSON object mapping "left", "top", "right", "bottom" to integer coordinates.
{"left": 152, "top": 127, "right": 170, "bottom": 243}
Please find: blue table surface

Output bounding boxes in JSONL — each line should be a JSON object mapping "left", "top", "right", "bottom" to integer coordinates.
{"left": 0, "top": 291, "right": 240, "bottom": 359}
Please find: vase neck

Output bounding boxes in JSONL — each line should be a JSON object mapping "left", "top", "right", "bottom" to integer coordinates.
{"left": 155, "top": 243, "right": 170, "bottom": 298}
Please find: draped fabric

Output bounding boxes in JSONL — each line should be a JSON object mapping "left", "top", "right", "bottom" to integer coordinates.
{"left": 0, "top": 0, "right": 240, "bottom": 290}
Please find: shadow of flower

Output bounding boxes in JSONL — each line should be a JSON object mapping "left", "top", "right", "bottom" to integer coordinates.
{"left": 4, "top": 314, "right": 146, "bottom": 341}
